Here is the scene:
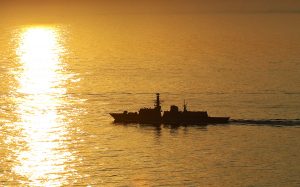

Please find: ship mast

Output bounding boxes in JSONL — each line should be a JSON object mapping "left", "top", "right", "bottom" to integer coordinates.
{"left": 154, "top": 93, "right": 161, "bottom": 110}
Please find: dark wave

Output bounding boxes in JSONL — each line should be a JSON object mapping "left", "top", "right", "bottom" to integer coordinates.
{"left": 230, "top": 119, "right": 300, "bottom": 126}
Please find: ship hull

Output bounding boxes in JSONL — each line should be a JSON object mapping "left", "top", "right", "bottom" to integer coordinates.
{"left": 110, "top": 113, "right": 139, "bottom": 123}
{"left": 162, "top": 117, "right": 230, "bottom": 125}
{"left": 162, "top": 110, "right": 230, "bottom": 125}
{"left": 109, "top": 113, "right": 161, "bottom": 124}
{"left": 110, "top": 113, "right": 230, "bottom": 125}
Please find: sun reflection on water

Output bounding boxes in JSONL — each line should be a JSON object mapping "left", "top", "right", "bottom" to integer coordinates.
{"left": 13, "top": 26, "right": 76, "bottom": 186}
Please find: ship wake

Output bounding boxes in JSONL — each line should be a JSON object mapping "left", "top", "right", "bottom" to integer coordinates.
{"left": 230, "top": 119, "right": 300, "bottom": 126}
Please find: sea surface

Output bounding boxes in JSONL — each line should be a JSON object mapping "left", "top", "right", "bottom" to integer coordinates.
{"left": 0, "top": 13, "right": 300, "bottom": 186}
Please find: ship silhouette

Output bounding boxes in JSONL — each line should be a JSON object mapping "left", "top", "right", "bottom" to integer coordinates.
{"left": 109, "top": 93, "right": 230, "bottom": 125}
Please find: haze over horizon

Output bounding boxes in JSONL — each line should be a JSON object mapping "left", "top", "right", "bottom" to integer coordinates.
{"left": 1, "top": 0, "right": 299, "bottom": 25}
{"left": 2, "top": 0, "right": 300, "bottom": 14}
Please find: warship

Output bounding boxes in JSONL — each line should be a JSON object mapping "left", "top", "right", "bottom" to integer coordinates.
{"left": 109, "top": 93, "right": 230, "bottom": 125}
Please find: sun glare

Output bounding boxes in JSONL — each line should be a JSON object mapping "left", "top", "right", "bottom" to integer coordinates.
{"left": 16, "top": 27, "right": 65, "bottom": 95}
{"left": 13, "top": 26, "right": 73, "bottom": 186}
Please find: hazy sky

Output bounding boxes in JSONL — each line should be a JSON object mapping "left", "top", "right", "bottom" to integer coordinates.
{"left": 2, "top": 0, "right": 300, "bottom": 13}
{"left": 1, "top": 0, "right": 300, "bottom": 24}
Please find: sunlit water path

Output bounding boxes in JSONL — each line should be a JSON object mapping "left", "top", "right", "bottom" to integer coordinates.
{"left": 0, "top": 26, "right": 84, "bottom": 186}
